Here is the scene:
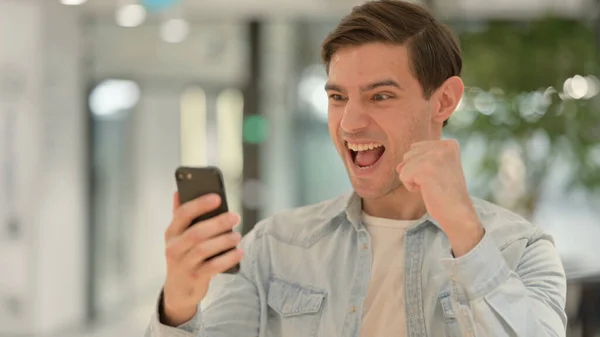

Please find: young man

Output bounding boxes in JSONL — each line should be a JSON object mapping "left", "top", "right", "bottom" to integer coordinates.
{"left": 147, "top": 1, "right": 567, "bottom": 336}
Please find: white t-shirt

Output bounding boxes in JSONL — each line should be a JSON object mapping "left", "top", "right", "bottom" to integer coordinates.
{"left": 359, "top": 212, "right": 422, "bottom": 337}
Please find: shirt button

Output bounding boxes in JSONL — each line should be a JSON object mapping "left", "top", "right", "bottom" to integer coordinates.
{"left": 349, "top": 306, "right": 357, "bottom": 314}
{"left": 361, "top": 243, "right": 368, "bottom": 251}
{"left": 408, "top": 308, "right": 416, "bottom": 317}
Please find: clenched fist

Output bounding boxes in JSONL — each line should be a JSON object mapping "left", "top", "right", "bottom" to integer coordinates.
{"left": 396, "top": 139, "right": 484, "bottom": 257}
{"left": 161, "top": 192, "right": 244, "bottom": 326}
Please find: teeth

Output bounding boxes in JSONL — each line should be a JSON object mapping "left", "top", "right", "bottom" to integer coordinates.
{"left": 346, "top": 142, "right": 383, "bottom": 152}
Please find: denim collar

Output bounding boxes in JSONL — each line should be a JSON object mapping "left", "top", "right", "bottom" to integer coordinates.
{"left": 339, "top": 191, "right": 442, "bottom": 232}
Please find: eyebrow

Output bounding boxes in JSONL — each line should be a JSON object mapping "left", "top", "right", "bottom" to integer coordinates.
{"left": 324, "top": 79, "right": 402, "bottom": 93}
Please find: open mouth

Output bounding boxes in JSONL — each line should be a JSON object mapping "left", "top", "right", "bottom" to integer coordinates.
{"left": 346, "top": 141, "right": 386, "bottom": 169}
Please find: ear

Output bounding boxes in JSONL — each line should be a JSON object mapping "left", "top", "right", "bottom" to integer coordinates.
{"left": 432, "top": 76, "right": 464, "bottom": 124}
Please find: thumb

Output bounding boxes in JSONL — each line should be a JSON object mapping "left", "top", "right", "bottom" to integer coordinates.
{"left": 403, "top": 182, "right": 420, "bottom": 192}
{"left": 396, "top": 161, "right": 405, "bottom": 174}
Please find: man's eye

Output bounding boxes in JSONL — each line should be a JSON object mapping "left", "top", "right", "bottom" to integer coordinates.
{"left": 329, "top": 94, "right": 346, "bottom": 101}
{"left": 373, "top": 93, "right": 391, "bottom": 101}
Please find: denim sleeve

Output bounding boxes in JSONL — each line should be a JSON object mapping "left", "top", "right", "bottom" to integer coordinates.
{"left": 441, "top": 230, "right": 567, "bottom": 337}
{"left": 145, "top": 229, "right": 262, "bottom": 337}
{"left": 145, "top": 298, "right": 199, "bottom": 337}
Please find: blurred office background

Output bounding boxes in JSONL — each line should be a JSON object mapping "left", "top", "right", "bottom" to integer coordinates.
{"left": 0, "top": 0, "right": 599, "bottom": 336}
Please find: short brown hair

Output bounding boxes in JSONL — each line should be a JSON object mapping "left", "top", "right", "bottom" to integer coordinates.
{"left": 321, "top": 0, "right": 462, "bottom": 100}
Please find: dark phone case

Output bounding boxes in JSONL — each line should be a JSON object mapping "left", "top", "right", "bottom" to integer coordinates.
{"left": 175, "top": 166, "right": 239, "bottom": 274}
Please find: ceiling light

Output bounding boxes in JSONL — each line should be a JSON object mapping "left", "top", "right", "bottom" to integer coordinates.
{"left": 160, "top": 19, "right": 190, "bottom": 43}
{"left": 60, "top": 0, "right": 88, "bottom": 5}
{"left": 116, "top": 4, "right": 147, "bottom": 28}
{"left": 89, "top": 80, "right": 141, "bottom": 118}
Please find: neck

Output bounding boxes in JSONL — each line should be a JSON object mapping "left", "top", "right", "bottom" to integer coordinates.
{"left": 362, "top": 186, "right": 426, "bottom": 220}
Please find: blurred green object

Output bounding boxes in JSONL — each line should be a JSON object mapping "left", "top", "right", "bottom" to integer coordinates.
{"left": 447, "top": 18, "right": 600, "bottom": 217}
{"left": 141, "top": 0, "right": 179, "bottom": 12}
{"left": 243, "top": 115, "right": 269, "bottom": 144}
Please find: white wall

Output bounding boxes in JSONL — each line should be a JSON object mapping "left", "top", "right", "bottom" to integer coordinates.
{"left": 89, "top": 20, "right": 248, "bottom": 86}
{"left": 35, "top": 1, "right": 87, "bottom": 333}
{"left": 86, "top": 17, "right": 249, "bottom": 317}
{"left": 0, "top": 0, "right": 87, "bottom": 335}
{"left": 128, "top": 83, "right": 181, "bottom": 304}
{"left": 0, "top": 1, "right": 42, "bottom": 334}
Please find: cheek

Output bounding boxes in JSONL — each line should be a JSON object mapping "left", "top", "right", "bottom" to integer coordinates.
{"left": 377, "top": 104, "right": 417, "bottom": 131}
{"left": 327, "top": 111, "right": 348, "bottom": 157}
{"left": 393, "top": 100, "right": 430, "bottom": 127}
{"left": 327, "top": 107, "right": 343, "bottom": 133}
{"left": 378, "top": 104, "right": 428, "bottom": 148}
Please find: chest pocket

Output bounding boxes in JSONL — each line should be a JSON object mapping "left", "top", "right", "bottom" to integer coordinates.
{"left": 266, "top": 276, "right": 326, "bottom": 337}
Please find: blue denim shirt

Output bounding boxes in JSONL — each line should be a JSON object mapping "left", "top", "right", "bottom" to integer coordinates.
{"left": 147, "top": 193, "right": 567, "bottom": 337}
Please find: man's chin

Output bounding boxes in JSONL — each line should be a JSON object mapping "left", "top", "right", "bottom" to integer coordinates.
{"left": 350, "top": 179, "right": 386, "bottom": 199}
{"left": 349, "top": 175, "right": 402, "bottom": 200}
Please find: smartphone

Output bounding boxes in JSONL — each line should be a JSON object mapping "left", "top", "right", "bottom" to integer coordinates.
{"left": 175, "top": 166, "right": 239, "bottom": 274}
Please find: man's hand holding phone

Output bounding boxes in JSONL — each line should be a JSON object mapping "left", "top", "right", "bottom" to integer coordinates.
{"left": 161, "top": 192, "right": 244, "bottom": 327}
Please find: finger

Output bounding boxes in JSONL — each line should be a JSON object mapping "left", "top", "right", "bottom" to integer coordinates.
{"left": 165, "top": 193, "right": 221, "bottom": 241}
{"left": 185, "top": 212, "right": 241, "bottom": 241}
{"left": 182, "top": 231, "right": 242, "bottom": 271}
{"left": 197, "top": 248, "right": 244, "bottom": 277}
{"left": 400, "top": 149, "right": 420, "bottom": 166}
{"left": 172, "top": 191, "right": 180, "bottom": 214}
{"left": 410, "top": 140, "right": 438, "bottom": 149}
{"left": 398, "top": 160, "right": 422, "bottom": 192}
{"left": 405, "top": 142, "right": 431, "bottom": 158}
{"left": 399, "top": 145, "right": 431, "bottom": 171}
{"left": 404, "top": 181, "right": 421, "bottom": 192}
{"left": 396, "top": 160, "right": 405, "bottom": 173}
{"left": 166, "top": 212, "right": 240, "bottom": 261}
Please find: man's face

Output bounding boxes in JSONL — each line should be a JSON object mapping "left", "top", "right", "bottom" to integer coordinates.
{"left": 326, "top": 43, "right": 438, "bottom": 199}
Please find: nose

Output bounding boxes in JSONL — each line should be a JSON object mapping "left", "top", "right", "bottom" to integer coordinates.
{"left": 340, "top": 100, "right": 369, "bottom": 133}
